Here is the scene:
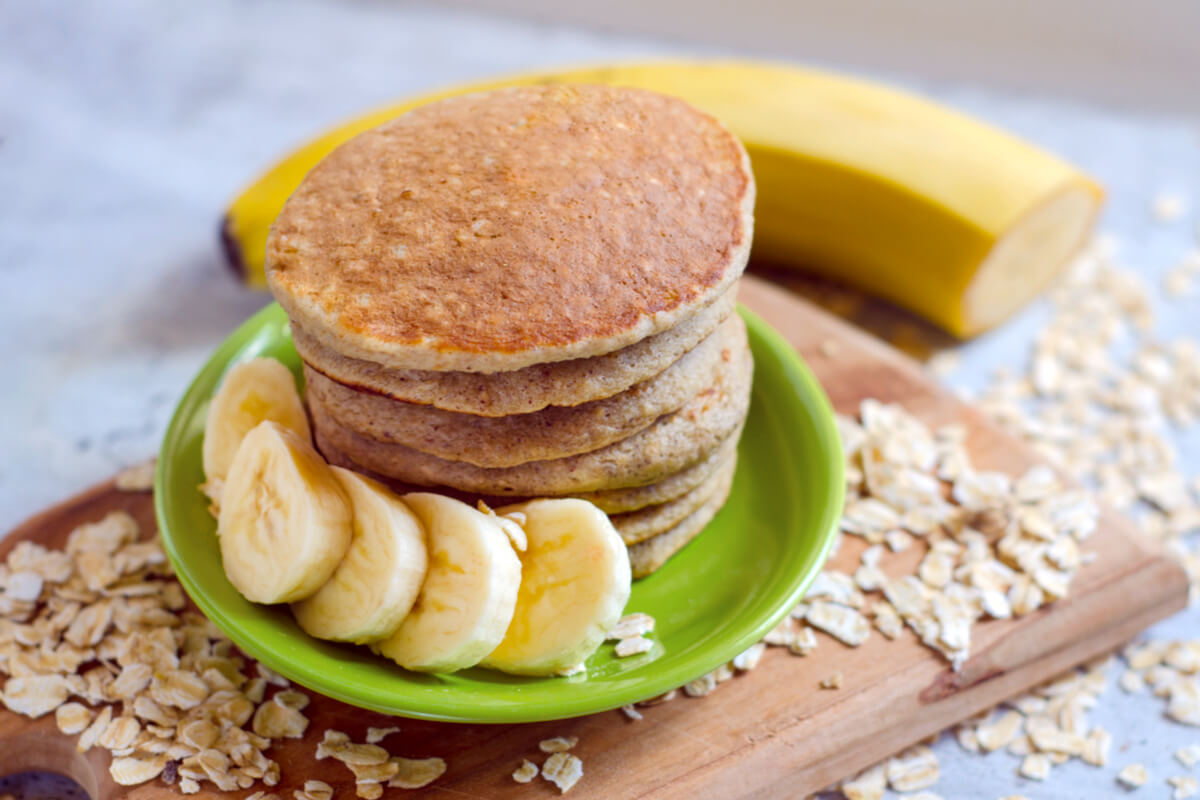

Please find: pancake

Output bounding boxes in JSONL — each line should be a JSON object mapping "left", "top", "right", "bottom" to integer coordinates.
{"left": 578, "top": 433, "right": 739, "bottom": 513}
{"left": 627, "top": 461, "right": 737, "bottom": 578}
{"left": 310, "top": 331, "right": 753, "bottom": 497}
{"left": 267, "top": 85, "right": 754, "bottom": 373}
{"left": 304, "top": 314, "right": 740, "bottom": 468}
{"left": 612, "top": 449, "right": 737, "bottom": 545}
{"left": 291, "top": 290, "right": 736, "bottom": 417}
{"left": 313, "top": 429, "right": 740, "bottom": 515}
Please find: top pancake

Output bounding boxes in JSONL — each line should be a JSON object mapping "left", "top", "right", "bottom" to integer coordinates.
{"left": 266, "top": 85, "right": 755, "bottom": 373}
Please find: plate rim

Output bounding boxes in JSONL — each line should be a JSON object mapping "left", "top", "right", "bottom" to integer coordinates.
{"left": 155, "top": 302, "right": 844, "bottom": 723}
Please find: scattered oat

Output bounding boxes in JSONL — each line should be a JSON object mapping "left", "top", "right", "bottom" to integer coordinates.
{"left": 251, "top": 697, "right": 308, "bottom": 739}
{"left": 732, "top": 642, "right": 766, "bottom": 671}
{"left": 97, "top": 714, "right": 141, "bottom": 750}
{"left": 886, "top": 530, "right": 914, "bottom": 553}
{"left": 620, "top": 704, "right": 643, "bottom": 721}
{"left": 110, "top": 754, "right": 168, "bottom": 786}
{"left": 336, "top": 742, "right": 391, "bottom": 767}
{"left": 820, "top": 671, "right": 843, "bottom": 690}
{"left": 1127, "top": 642, "right": 1168, "bottom": 671}
{"left": 388, "top": 756, "right": 447, "bottom": 789}
{"left": 316, "top": 729, "right": 446, "bottom": 793}
{"left": 512, "top": 759, "right": 539, "bottom": 783}
{"left": 607, "top": 612, "right": 655, "bottom": 640}
{"left": 637, "top": 689, "right": 676, "bottom": 708}
{"left": 614, "top": 636, "right": 653, "bottom": 657}
{"left": 256, "top": 663, "right": 290, "bottom": 687}
{"left": 806, "top": 600, "right": 870, "bottom": 646}
{"left": 76, "top": 704, "right": 112, "bottom": 752}
{"left": 365, "top": 726, "right": 400, "bottom": 744}
{"left": 955, "top": 724, "right": 980, "bottom": 753}
{"left": 840, "top": 763, "right": 886, "bottom": 800}
{"left": 1019, "top": 753, "right": 1051, "bottom": 781}
{"left": 789, "top": 626, "right": 819, "bottom": 656}
{"left": 1176, "top": 744, "right": 1200, "bottom": 768}
{"left": 6, "top": 571, "right": 43, "bottom": 603}
{"left": 55, "top": 702, "right": 93, "bottom": 735}
{"left": 356, "top": 783, "right": 383, "bottom": 800}
{"left": 556, "top": 663, "right": 586, "bottom": 677}
{"left": 806, "top": 571, "right": 865, "bottom": 608}
{"left": 886, "top": 745, "right": 939, "bottom": 792}
{"left": 150, "top": 670, "right": 209, "bottom": 710}
{"left": 871, "top": 601, "right": 904, "bottom": 640}
{"left": 684, "top": 673, "right": 717, "bottom": 697}
{"left": 2, "top": 674, "right": 69, "bottom": 718}
{"left": 1120, "top": 669, "right": 1146, "bottom": 693}
{"left": 1153, "top": 193, "right": 1186, "bottom": 222}
{"left": 1171, "top": 776, "right": 1200, "bottom": 800}
{"left": 295, "top": 780, "right": 333, "bottom": 800}
{"left": 976, "top": 710, "right": 1023, "bottom": 752}
{"left": 1118, "top": 763, "right": 1149, "bottom": 788}
{"left": 838, "top": 397, "right": 1098, "bottom": 670}
{"left": 1082, "top": 727, "right": 1112, "bottom": 767}
{"left": 541, "top": 751, "right": 583, "bottom": 794}
{"left": 115, "top": 460, "right": 157, "bottom": 491}
{"left": 0, "top": 510, "right": 309, "bottom": 795}
{"left": 539, "top": 736, "right": 579, "bottom": 753}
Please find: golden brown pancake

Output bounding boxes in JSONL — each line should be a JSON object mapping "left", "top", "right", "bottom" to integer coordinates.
{"left": 310, "top": 334, "right": 753, "bottom": 496}
{"left": 267, "top": 85, "right": 754, "bottom": 372}
{"left": 290, "top": 290, "right": 736, "bottom": 417}
{"left": 576, "top": 432, "right": 739, "bottom": 513}
{"left": 303, "top": 315, "right": 741, "bottom": 468}
{"left": 627, "top": 462, "right": 737, "bottom": 578}
{"left": 611, "top": 449, "right": 737, "bottom": 545}
{"left": 314, "top": 428, "right": 740, "bottom": 515}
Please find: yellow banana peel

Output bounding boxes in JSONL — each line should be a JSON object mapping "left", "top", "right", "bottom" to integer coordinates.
{"left": 222, "top": 61, "right": 1102, "bottom": 338}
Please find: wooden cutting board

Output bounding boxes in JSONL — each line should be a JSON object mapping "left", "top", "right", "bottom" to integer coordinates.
{"left": 0, "top": 276, "right": 1187, "bottom": 798}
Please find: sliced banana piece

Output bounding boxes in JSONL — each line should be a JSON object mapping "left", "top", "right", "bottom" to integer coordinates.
{"left": 292, "top": 468, "right": 428, "bottom": 643}
{"left": 373, "top": 493, "right": 521, "bottom": 673}
{"left": 218, "top": 420, "right": 351, "bottom": 604}
{"left": 202, "top": 357, "right": 311, "bottom": 507}
{"left": 483, "top": 498, "right": 632, "bottom": 676}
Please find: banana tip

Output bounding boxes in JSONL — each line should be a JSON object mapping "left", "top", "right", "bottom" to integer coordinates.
{"left": 219, "top": 214, "right": 247, "bottom": 283}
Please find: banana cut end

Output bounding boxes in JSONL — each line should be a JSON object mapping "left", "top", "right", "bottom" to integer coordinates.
{"left": 959, "top": 181, "right": 1102, "bottom": 337}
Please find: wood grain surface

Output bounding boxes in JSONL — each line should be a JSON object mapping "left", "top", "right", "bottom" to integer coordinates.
{"left": 0, "top": 276, "right": 1187, "bottom": 798}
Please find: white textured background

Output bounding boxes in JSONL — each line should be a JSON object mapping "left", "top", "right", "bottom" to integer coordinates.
{"left": 2, "top": 2, "right": 1198, "bottom": 797}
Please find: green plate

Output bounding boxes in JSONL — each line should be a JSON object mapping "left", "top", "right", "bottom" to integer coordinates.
{"left": 155, "top": 304, "right": 843, "bottom": 723}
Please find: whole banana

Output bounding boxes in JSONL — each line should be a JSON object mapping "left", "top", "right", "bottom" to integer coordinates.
{"left": 221, "top": 60, "right": 1101, "bottom": 338}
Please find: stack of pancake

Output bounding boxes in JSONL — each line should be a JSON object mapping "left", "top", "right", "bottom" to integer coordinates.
{"left": 265, "top": 85, "right": 755, "bottom": 578}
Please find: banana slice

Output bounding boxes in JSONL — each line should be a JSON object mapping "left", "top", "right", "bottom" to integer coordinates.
{"left": 483, "top": 498, "right": 632, "bottom": 676}
{"left": 292, "top": 468, "right": 428, "bottom": 643}
{"left": 218, "top": 420, "right": 352, "bottom": 604}
{"left": 373, "top": 493, "right": 521, "bottom": 673}
{"left": 202, "top": 357, "right": 311, "bottom": 506}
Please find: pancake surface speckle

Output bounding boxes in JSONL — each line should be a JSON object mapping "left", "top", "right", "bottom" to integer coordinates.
{"left": 267, "top": 85, "right": 754, "bottom": 372}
